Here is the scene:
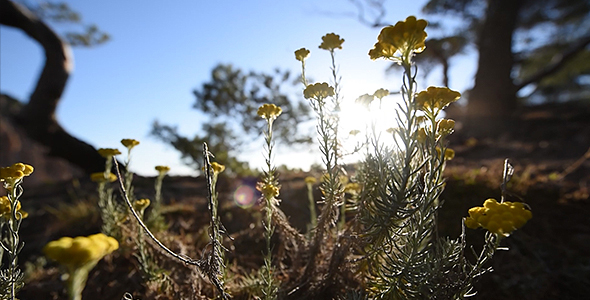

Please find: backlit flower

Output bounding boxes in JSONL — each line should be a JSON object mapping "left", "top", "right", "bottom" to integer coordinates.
{"left": 303, "top": 82, "right": 335, "bottom": 100}
{"left": 319, "top": 33, "right": 344, "bottom": 51}
{"left": 437, "top": 119, "right": 455, "bottom": 135}
{"left": 464, "top": 198, "right": 532, "bottom": 237}
{"left": 97, "top": 148, "right": 121, "bottom": 158}
{"left": 349, "top": 130, "right": 361, "bottom": 136}
{"left": 257, "top": 104, "right": 283, "bottom": 121}
{"left": 294, "top": 48, "right": 310, "bottom": 61}
{"left": 415, "top": 87, "right": 461, "bottom": 112}
{"left": 373, "top": 88, "right": 389, "bottom": 99}
{"left": 121, "top": 139, "right": 140, "bottom": 149}
{"left": 369, "top": 16, "right": 428, "bottom": 61}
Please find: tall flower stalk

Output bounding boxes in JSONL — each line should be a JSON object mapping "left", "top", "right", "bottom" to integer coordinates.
{"left": 0, "top": 163, "right": 33, "bottom": 300}
{"left": 256, "top": 103, "right": 283, "bottom": 300}
{"left": 96, "top": 148, "right": 123, "bottom": 238}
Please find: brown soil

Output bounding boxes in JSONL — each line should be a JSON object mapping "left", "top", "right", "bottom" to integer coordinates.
{"left": 5, "top": 101, "right": 590, "bottom": 299}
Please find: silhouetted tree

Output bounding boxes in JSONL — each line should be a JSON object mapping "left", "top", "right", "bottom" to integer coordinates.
{"left": 151, "top": 64, "right": 312, "bottom": 174}
{"left": 0, "top": 0, "right": 111, "bottom": 173}
{"left": 352, "top": 0, "right": 590, "bottom": 136}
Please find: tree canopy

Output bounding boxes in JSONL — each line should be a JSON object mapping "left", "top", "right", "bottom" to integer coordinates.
{"left": 151, "top": 64, "right": 312, "bottom": 174}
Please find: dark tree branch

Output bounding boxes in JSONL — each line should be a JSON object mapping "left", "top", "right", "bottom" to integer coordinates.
{"left": 516, "top": 35, "right": 590, "bottom": 91}
{"left": 0, "top": 0, "right": 107, "bottom": 173}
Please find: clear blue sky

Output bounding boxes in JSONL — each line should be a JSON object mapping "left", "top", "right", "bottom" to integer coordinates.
{"left": 1, "top": 0, "right": 475, "bottom": 176}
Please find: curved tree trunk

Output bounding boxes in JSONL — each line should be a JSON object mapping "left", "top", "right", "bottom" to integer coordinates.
{"left": 464, "top": 0, "right": 523, "bottom": 137}
{"left": 0, "top": 0, "right": 106, "bottom": 173}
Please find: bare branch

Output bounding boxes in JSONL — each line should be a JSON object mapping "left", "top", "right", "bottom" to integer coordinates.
{"left": 516, "top": 35, "right": 590, "bottom": 91}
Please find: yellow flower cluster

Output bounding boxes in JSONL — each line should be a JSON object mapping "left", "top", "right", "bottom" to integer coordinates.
{"left": 257, "top": 104, "right": 283, "bottom": 121}
{"left": 90, "top": 172, "right": 117, "bottom": 183}
{"left": 303, "top": 82, "right": 335, "bottom": 99}
{"left": 97, "top": 148, "right": 121, "bottom": 158}
{"left": 319, "top": 33, "right": 344, "bottom": 51}
{"left": 258, "top": 183, "right": 280, "bottom": 199}
{"left": 43, "top": 233, "right": 119, "bottom": 269}
{"left": 373, "top": 88, "right": 390, "bottom": 99}
{"left": 0, "top": 163, "right": 34, "bottom": 182}
{"left": 294, "top": 48, "right": 310, "bottom": 61}
{"left": 155, "top": 165, "right": 171, "bottom": 174}
{"left": 121, "top": 139, "right": 140, "bottom": 149}
{"left": 415, "top": 87, "right": 461, "bottom": 112}
{"left": 464, "top": 198, "right": 532, "bottom": 236}
{"left": 0, "top": 196, "right": 28, "bottom": 219}
{"left": 369, "top": 16, "right": 427, "bottom": 61}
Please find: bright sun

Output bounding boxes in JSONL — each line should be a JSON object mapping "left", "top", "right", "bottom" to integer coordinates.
{"left": 338, "top": 91, "right": 404, "bottom": 165}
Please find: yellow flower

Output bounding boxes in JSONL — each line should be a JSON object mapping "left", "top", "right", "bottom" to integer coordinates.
{"left": 436, "top": 147, "right": 455, "bottom": 160}
{"left": 97, "top": 148, "right": 121, "bottom": 158}
{"left": 0, "top": 196, "right": 28, "bottom": 219}
{"left": 133, "top": 198, "right": 151, "bottom": 212}
{"left": 155, "top": 165, "right": 171, "bottom": 174}
{"left": 294, "top": 48, "right": 310, "bottom": 61}
{"left": 465, "top": 198, "right": 532, "bottom": 236}
{"left": 257, "top": 183, "right": 280, "bottom": 199}
{"left": 319, "top": 33, "right": 344, "bottom": 51}
{"left": 257, "top": 104, "right": 283, "bottom": 121}
{"left": 369, "top": 16, "right": 428, "bottom": 61}
{"left": 415, "top": 87, "right": 461, "bottom": 112}
{"left": 202, "top": 162, "right": 226, "bottom": 175}
{"left": 368, "top": 41, "right": 397, "bottom": 60}
{"left": 43, "top": 233, "right": 119, "bottom": 269}
{"left": 349, "top": 130, "right": 361, "bottom": 136}
{"left": 304, "top": 176, "right": 317, "bottom": 185}
{"left": 90, "top": 172, "right": 117, "bottom": 183}
{"left": 373, "top": 88, "right": 389, "bottom": 99}
{"left": 211, "top": 162, "right": 225, "bottom": 174}
{"left": 437, "top": 119, "right": 455, "bottom": 135}
{"left": 121, "top": 139, "right": 140, "bottom": 149}
{"left": 0, "top": 163, "right": 34, "bottom": 182}
{"left": 303, "top": 82, "right": 335, "bottom": 99}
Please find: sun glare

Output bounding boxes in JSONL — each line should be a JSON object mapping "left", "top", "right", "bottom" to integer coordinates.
{"left": 338, "top": 91, "right": 404, "bottom": 165}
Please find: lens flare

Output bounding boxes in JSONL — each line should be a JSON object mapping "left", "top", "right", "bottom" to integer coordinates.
{"left": 233, "top": 184, "right": 257, "bottom": 208}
